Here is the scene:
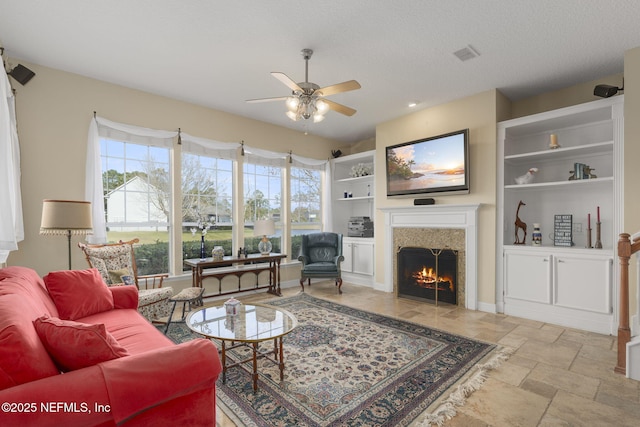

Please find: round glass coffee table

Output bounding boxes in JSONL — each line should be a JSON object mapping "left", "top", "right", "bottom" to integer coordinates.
{"left": 186, "top": 303, "right": 298, "bottom": 392}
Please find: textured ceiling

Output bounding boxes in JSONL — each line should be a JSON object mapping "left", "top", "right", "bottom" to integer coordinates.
{"left": 1, "top": 0, "right": 639, "bottom": 143}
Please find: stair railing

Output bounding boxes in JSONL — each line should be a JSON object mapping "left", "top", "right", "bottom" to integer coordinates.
{"left": 616, "top": 233, "right": 640, "bottom": 374}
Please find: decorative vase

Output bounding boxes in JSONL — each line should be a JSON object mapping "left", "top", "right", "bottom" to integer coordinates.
{"left": 532, "top": 223, "right": 542, "bottom": 246}
{"left": 200, "top": 235, "right": 206, "bottom": 259}
{"left": 212, "top": 246, "right": 224, "bottom": 261}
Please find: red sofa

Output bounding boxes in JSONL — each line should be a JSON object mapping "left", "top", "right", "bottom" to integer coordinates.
{"left": 0, "top": 266, "right": 221, "bottom": 427}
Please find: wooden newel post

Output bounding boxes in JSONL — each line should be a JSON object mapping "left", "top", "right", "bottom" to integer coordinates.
{"left": 616, "top": 233, "right": 632, "bottom": 375}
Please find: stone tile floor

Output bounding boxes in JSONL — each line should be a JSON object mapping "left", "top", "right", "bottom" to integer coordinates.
{"left": 210, "top": 282, "right": 639, "bottom": 426}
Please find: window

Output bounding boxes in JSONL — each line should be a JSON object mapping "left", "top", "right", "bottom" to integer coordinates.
{"left": 182, "top": 152, "right": 233, "bottom": 266}
{"left": 88, "top": 116, "right": 329, "bottom": 276}
{"left": 243, "top": 155, "right": 283, "bottom": 253}
{"left": 100, "top": 139, "right": 171, "bottom": 275}
{"left": 290, "top": 166, "right": 322, "bottom": 257}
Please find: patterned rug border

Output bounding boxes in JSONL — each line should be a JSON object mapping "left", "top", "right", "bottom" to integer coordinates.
{"left": 169, "top": 293, "right": 512, "bottom": 427}
{"left": 262, "top": 293, "right": 513, "bottom": 427}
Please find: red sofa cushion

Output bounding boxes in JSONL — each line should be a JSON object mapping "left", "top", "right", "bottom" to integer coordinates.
{"left": 43, "top": 268, "right": 114, "bottom": 320}
{"left": 80, "top": 309, "right": 173, "bottom": 355}
{"left": 0, "top": 294, "right": 60, "bottom": 391}
{"left": 34, "top": 315, "right": 130, "bottom": 372}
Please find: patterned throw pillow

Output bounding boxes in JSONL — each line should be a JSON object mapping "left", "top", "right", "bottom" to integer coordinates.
{"left": 108, "top": 268, "right": 131, "bottom": 285}
{"left": 33, "top": 315, "right": 129, "bottom": 372}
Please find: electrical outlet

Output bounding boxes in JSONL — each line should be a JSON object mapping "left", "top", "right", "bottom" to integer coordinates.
{"left": 573, "top": 223, "right": 582, "bottom": 233}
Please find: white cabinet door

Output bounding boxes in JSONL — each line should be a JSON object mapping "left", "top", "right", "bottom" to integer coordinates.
{"left": 504, "top": 251, "right": 551, "bottom": 303}
{"left": 554, "top": 255, "right": 612, "bottom": 314}
{"left": 342, "top": 242, "right": 353, "bottom": 273}
{"left": 352, "top": 242, "right": 374, "bottom": 275}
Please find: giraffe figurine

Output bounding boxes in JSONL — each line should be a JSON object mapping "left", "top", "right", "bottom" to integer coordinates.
{"left": 514, "top": 200, "right": 527, "bottom": 244}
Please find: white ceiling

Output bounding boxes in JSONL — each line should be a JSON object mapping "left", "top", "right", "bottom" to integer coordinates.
{"left": 1, "top": 0, "right": 639, "bottom": 144}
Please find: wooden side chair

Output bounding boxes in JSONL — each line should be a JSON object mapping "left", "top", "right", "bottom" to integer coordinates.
{"left": 78, "top": 238, "right": 173, "bottom": 322}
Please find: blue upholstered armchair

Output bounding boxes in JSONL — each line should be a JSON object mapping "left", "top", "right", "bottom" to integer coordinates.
{"left": 298, "top": 232, "right": 345, "bottom": 294}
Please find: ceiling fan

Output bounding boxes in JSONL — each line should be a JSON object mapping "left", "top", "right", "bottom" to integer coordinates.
{"left": 247, "top": 48, "right": 361, "bottom": 123}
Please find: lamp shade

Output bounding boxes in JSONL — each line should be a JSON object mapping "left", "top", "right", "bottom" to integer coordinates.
{"left": 40, "top": 200, "right": 93, "bottom": 235}
{"left": 253, "top": 219, "right": 275, "bottom": 237}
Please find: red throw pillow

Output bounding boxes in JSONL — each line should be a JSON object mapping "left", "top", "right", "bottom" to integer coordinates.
{"left": 33, "top": 315, "right": 129, "bottom": 372}
{"left": 43, "top": 268, "right": 114, "bottom": 320}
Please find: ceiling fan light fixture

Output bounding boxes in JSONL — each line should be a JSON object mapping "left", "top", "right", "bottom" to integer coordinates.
{"left": 315, "top": 99, "right": 329, "bottom": 114}
{"left": 248, "top": 48, "right": 360, "bottom": 124}
{"left": 286, "top": 96, "right": 300, "bottom": 112}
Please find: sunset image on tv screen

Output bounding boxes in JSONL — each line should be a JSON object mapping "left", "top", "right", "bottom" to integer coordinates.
{"left": 387, "top": 133, "right": 466, "bottom": 193}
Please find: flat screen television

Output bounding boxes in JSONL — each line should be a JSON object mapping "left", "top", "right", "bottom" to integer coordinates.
{"left": 386, "top": 129, "right": 470, "bottom": 197}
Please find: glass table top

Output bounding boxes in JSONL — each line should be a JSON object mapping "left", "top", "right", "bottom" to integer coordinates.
{"left": 186, "top": 303, "right": 298, "bottom": 342}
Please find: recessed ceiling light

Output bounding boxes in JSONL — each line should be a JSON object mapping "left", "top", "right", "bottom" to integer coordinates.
{"left": 408, "top": 102, "right": 418, "bottom": 108}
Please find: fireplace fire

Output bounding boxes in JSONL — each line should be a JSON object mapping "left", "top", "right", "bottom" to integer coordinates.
{"left": 397, "top": 247, "right": 458, "bottom": 305}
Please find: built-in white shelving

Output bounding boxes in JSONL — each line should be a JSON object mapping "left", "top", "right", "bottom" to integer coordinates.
{"left": 331, "top": 150, "right": 375, "bottom": 286}
{"left": 496, "top": 96, "right": 624, "bottom": 335}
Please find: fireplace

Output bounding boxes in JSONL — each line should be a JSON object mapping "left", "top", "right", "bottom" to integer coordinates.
{"left": 381, "top": 204, "right": 479, "bottom": 309}
{"left": 397, "top": 247, "right": 458, "bottom": 305}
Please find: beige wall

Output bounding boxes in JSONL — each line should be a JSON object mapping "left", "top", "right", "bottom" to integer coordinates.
{"left": 8, "top": 61, "right": 342, "bottom": 282}
{"left": 623, "top": 47, "right": 640, "bottom": 318}
{"left": 511, "top": 72, "right": 624, "bottom": 118}
{"left": 374, "top": 89, "right": 508, "bottom": 306}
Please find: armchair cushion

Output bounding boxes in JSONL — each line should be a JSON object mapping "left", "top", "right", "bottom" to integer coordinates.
{"left": 33, "top": 315, "right": 129, "bottom": 372}
{"left": 303, "top": 261, "right": 339, "bottom": 272}
{"left": 43, "top": 268, "right": 114, "bottom": 320}
{"left": 108, "top": 268, "right": 132, "bottom": 285}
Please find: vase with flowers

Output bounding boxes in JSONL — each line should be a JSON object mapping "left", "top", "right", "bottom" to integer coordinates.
{"left": 191, "top": 216, "right": 213, "bottom": 259}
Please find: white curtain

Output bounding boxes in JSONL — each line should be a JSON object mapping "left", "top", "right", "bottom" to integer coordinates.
{"left": 243, "top": 145, "right": 287, "bottom": 167}
{"left": 180, "top": 133, "right": 239, "bottom": 160}
{"left": 0, "top": 67, "right": 24, "bottom": 263}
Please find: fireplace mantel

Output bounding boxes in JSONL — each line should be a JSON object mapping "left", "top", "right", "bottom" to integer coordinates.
{"left": 379, "top": 204, "right": 480, "bottom": 310}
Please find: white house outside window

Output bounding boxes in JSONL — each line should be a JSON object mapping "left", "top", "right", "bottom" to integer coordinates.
{"left": 101, "top": 138, "right": 171, "bottom": 275}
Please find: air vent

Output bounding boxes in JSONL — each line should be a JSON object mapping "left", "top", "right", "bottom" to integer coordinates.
{"left": 453, "top": 45, "right": 480, "bottom": 62}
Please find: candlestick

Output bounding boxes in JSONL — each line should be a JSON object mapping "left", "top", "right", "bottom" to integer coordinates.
{"left": 597, "top": 206, "right": 600, "bottom": 222}
{"left": 587, "top": 226, "right": 593, "bottom": 248}
{"left": 594, "top": 222, "right": 602, "bottom": 249}
{"left": 588, "top": 213, "right": 591, "bottom": 229}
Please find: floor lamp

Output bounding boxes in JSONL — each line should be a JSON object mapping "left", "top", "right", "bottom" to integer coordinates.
{"left": 40, "top": 200, "right": 93, "bottom": 269}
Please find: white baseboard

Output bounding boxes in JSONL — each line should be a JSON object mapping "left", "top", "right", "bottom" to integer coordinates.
{"left": 477, "top": 301, "right": 496, "bottom": 313}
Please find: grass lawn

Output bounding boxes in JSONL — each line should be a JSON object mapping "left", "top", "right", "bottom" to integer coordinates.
{"left": 107, "top": 229, "right": 241, "bottom": 245}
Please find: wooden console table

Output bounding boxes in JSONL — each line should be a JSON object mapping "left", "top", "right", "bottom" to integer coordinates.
{"left": 183, "top": 253, "right": 287, "bottom": 298}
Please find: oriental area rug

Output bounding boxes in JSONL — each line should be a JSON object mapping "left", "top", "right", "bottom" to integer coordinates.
{"left": 165, "top": 293, "right": 511, "bottom": 427}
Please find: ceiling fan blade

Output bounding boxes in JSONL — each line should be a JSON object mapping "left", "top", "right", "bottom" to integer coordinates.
{"left": 271, "top": 72, "right": 303, "bottom": 92}
{"left": 315, "top": 80, "right": 361, "bottom": 97}
{"left": 246, "top": 96, "right": 289, "bottom": 103}
{"left": 322, "top": 99, "right": 357, "bottom": 116}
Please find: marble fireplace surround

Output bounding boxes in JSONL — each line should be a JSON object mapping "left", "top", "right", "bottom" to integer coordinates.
{"left": 380, "top": 204, "right": 480, "bottom": 310}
